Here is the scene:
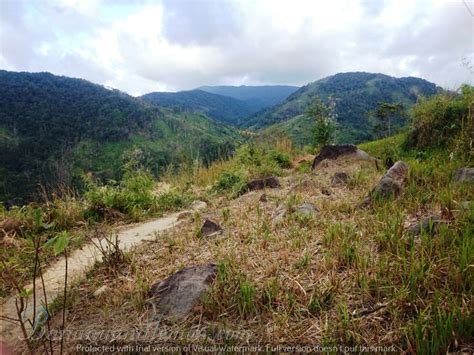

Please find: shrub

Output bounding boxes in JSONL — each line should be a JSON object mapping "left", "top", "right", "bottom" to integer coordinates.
{"left": 405, "top": 85, "right": 473, "bottom": 151}
{"left": 155, "top": 191, "right": 190, "bottom": 213}
{"left": 83, "top": 169, "right": 157, "bottom": 221}
{"left": 213, "top": 171, "right": 245, "bottom": 192}
{"left": 269, "top": 149, "right": 292, "bottom": 168}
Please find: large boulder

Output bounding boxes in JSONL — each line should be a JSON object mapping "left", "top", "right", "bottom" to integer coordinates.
{"left": 241, "top": 176, "right": 280, "bottom": 194}
{"left": 453, "top": 168, "right": 474, "bottom": 183}
{"left": 148, "top": 264, "right": 217, "bottom": 321}
{"left": 312, "top": 145, "right": 376, "bottom": 170}
{"left": 360, "top": 161, "right": 409, "bottom": 207}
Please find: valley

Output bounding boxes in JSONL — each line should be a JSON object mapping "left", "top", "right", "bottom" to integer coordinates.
{"left": 0, "top": 71, "right": 472, "bottom": 354}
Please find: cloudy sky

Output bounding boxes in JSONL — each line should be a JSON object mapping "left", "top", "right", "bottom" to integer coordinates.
{"left": 0, "top": 0, "right": 473, "bottom": 95}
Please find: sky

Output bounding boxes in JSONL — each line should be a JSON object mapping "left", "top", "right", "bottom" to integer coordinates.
{"left": 0, "top": 0, "right": 473, "bottom": 96}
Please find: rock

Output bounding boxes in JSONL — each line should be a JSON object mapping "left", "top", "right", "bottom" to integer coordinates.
{"left": 385, "top": 160, "right": 409, "bottom": 182}
{"left": 242, "top": 176, "right": 280, "bottom": 194}
{"left": 273, "top": 203, "right": 319, "bottom": 223}
{"left": 294, "top": 202, "right": 319, "bottom": 216}
{"left": 453, "top": 168, "right": 474, "bottom": 183}
{"left": 93, "top": 285, "right": 110, "bottom": 298}
{"left": 177, "top": 211, "right": 193, "bottom": 220}
{"left": 148, "top": 264, "right": 217, "bottom": 321}
{"left": 259, "top": 193, "right": 268, "bottom": 202}
{"left": 199, "top": 219, "right": 223, "bottom": 237}
{"left": 312, "top": 145, "right": 374, "bottom": 170}
{"left": 331, "top": 172, "right": 349, "bottom": 186}
{"left": 360, "top": 161, "right": 409, "bottom": 207}
{"left": 190, "top": 200, "right": 207, "bottom": 210}
{"left": 406, "top": 215, "right": 444, "bottom": 236}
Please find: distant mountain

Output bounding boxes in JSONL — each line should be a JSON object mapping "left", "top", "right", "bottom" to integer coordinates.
{"left": 246, "top": 72, "right": 441, "bottom": 144}
{"left": 0, "top": 71, "right": 243, "bottom": 201}
{"left": 198, "top": 85, "right": 299, "bottom": 113}
{"left": 140, "top": 89, "right": 256, "bottom": 126}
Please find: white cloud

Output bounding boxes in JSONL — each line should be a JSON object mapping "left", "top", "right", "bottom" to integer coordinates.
{"left": 0, "top": 0, "right": 472, "bottom": 94}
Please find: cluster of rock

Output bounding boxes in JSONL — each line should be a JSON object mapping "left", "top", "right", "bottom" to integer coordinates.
{"left": 146, "top": 146, "right": 473, "bottom": 322}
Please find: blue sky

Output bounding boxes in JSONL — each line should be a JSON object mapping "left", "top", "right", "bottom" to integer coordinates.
{"left": 0, "top": 0, "right": 473, "bottom": 95}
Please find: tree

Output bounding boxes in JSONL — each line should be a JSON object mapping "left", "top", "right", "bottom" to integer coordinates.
{"left": 371, "top": 102, "right": 405, "bottom": 138}
{"left": 306, "top": 97, "right": 338, "bottom": 147}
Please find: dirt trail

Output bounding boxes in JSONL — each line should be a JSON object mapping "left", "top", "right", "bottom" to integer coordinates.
{"left": 0, "top": 205, "right": 204, "bottom": 345}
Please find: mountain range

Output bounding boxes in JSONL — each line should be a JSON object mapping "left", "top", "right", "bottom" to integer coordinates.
{"left": 0, "top": 70, "right": 441, "bottom": 201}
{"left": 140, "top": 84, "right": 299, "bottom": 126}
{"left": 198, "top": 85, "right": 299, "bottom": 110}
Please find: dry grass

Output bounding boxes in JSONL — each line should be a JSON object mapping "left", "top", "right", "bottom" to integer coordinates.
{"left": 13, "top": 147, "right": 474, "bottom": 353}
{"left": 47, "top": 157, "right": 406, "bottom": 347}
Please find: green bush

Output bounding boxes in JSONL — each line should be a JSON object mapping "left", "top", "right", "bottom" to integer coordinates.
{"left": 269, "top": 149, "right": 292, "bottom": 168}
{"left": 83, "top": 169, "right": 157, "bottom": 221}
{"left": 155, "top": 191, "right": 190, "bottom": 213}
{"left": 214, "top": 171, "right": 245, "bottom": 192}
{"left": 405, "top": 85, "right": 473, "bottom": 151}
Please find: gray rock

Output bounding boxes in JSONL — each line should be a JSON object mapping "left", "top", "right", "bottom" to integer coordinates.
{"left": 273, "top": 203, "right": 319, "bottom": 223}
{"left": 331, "top": 172, "right": 349, "bottom": 186}
{"left": 148, "top": 264, "right": 217, "bottom": 321}
{"left": 312, "top": 145, "right": 376, "bottom": 170}
{"left": 190, "top": 200, "right": 207, "bottom": 210}
{"left": 199, "top": 219, "right": 223, "bottom": 237}
{"left": 312, "top": 145, "right": 357, "bottom": 170}
{"left": 406, "top": 216, "right": 444, "bottom": 236}
{"left": 294, "top": 202, "right": 319, "bottom": 217}
{"left": 242, "top": 176, "right": 280, "bottom": 194}
{"left": 360, "top": 161, "right": 408, "bottom": 207}
{"left": 453, "top": 168, "right": 474, "bottom": 183}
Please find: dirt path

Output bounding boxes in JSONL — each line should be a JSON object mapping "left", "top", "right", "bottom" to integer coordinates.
{"left": 0, "top": 205, "right": 204, "bottom": 346}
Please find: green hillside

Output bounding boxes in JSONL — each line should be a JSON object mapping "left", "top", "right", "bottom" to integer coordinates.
{"left": 247, "top": 72, "right": 441, "bottom": 144}
{"left": 0, "top": 71, "right": 244, "bottom": 202}
{"left": 140, "top": 89, "right": 256, "bottom": 126}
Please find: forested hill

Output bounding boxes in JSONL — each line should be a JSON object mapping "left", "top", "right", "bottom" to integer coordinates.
{"left": 246, "top": 72, "right": 441, "bottom": 143}
{"left": 198, "top": 85, "right": 299, "bottom": 112}
{"left": 140, "top": 89, "right": 256, "bottom": 126}
{"left": 0, "top": 71, "right": 243, "bottom": 202}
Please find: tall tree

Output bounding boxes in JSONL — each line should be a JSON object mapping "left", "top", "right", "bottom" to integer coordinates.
{"left": 306, "top": 97, "right": 338, "bottom": 147}
{"left": 371, "top": 102, "right": 405, "bottom": 138}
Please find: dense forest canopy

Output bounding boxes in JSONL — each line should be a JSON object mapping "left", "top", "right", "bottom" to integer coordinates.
{"left": 0, "top": 71, "right": 243, "bottom": 202}
{"left": 248, "top": 72, "right": 441, "bottom": 144}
